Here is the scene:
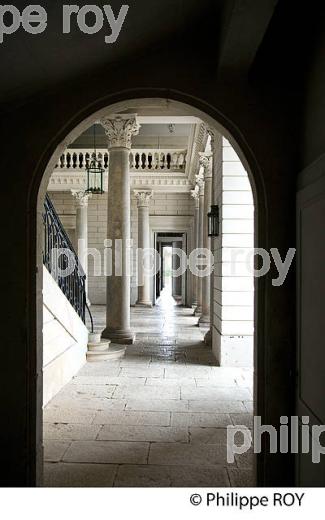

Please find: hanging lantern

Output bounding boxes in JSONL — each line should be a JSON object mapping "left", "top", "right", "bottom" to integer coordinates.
{"left": 208, "top": 205, "right": 220, "bottom": 237}
{"left": 86, "top": 126, "right": 105, "bottom": 194}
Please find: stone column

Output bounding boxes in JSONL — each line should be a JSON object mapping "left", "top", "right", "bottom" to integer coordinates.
{"left": 199, "top": 152, "right": 213, "bottom": 325}
{"left": 100, "top": 114, "right": 140, "bottom": 344}
{"left": 205, "top": 130, "right": 218, "bottom": 345}
{"left": 194, "top": 172, "right": 205, "bottom": 316}
{"left": 134, "top": 190, "right": 153, "bottom": 306}
{"left": 71, "top": 190, "right": 92, "bottom": 301}
{"left": 190, "top": 186, "right": 200, "bottom": 308}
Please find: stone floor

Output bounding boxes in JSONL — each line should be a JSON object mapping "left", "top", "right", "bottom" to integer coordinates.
{"left": 43, "top": 290, "right": 255, "bottom": 487}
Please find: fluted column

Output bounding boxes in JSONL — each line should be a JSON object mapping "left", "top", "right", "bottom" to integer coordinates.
{"left": 100, "top": 114, "right": 140, "bottom": 344}
{"left": 134, "top": 190, "right": 153, "bottom": 306}
{"left": 194, "top": 172, "right": 205, "bottom": 316}
{"left": 190, "top": 186, "right": 200, "bottom": 308}
{"left": 199, "top": 152, "right": 213, "bottom": 325}
{"left": 71, "top": 190, "right": 92, "bottom": 301}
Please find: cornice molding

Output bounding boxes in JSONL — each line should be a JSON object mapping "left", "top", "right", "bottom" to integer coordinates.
{"left": 48, "top": 172, "right": 193, "bottom": 193}
{"left": 187, "top": 123, "right": 209, "bottom": 185}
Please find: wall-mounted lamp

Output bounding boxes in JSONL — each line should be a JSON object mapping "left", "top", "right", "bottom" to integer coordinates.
{"left": 208, "top": 205, "right": 220, "bottom": 237}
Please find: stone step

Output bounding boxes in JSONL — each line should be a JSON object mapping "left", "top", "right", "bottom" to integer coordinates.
{"left": 88, "top": 340, "right": 111, "bottom": 352}
{"left": 86, "top": 345, "right": 126, "bottom": 362}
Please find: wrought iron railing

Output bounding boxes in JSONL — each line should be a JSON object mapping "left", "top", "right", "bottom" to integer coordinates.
{"left": 43, "top": 194, "right": 86, "bottom": 323}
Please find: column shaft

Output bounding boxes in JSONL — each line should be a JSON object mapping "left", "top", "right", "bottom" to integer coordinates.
{"left": 190, "top": 190, "right": 200, "bottom": 308}
{"left": 135, "top": 190, "right": 153, "bottom": 306}
{"left": 199, "top": 176, "right": 212, "bottom": 323}
{"left": 76, "top": 205, "right": 88, "bottom": 271}
{"left": 199, "top": 152, "right": 213, "bottom": 325}
{"left": 72, "top": 190, "right": 91, "bottom": 301}
{"left": 105, "top": 148, "right": 132, "bottom": 341}
{"left": 195, "top": 184, "right": 204, "bottom": 316}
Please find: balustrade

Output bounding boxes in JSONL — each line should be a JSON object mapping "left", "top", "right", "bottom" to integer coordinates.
{"left": 55, "top": 148, "right": 187, "bottom": 173}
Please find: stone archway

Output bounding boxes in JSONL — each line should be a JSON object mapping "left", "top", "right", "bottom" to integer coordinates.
{"left": 31, "top": 93, "right": 266, "bottom": 486}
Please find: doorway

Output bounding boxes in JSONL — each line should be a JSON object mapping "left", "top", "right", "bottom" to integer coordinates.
{"left": 155, "top": 232, "right": 187, "bottom": 305}
{"left": 162, "top": 246, "right": 172, "bottom": 296}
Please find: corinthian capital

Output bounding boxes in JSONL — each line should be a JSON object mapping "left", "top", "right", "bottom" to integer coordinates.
{"left": 134, "top": 190, "right": 153, "bottom": 208}
{"left": 100, "top": 114, "right": 140, "bottom": 149}
{"left": 190, "top": 185, "right": 200, "bottom": 208}
{"left": 71, "top": 190, "right": 92, "bottom": 207}
{"left": 195, "top": 172, "right": 205, "bottom": 195}
{"left": 190, "top": 185, "right": 199, "bottom": 200}
{"left": 199, "top": 152, "right": 213, "bottom": 179}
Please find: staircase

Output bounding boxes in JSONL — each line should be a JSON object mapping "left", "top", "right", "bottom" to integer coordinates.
{"left": 43, "top": 193, "right": 125, "bottom": 363}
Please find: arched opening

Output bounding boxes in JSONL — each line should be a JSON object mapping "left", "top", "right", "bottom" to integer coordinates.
{"left": 32, "top": 95, "right": 266, "bottom": 487}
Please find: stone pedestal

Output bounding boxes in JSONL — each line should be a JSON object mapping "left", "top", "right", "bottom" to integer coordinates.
{"left": 100, "top": 114, "right": 140, "bottom": 344}
{"left": 134, "top": 190, "right": 153, "bottom": 307}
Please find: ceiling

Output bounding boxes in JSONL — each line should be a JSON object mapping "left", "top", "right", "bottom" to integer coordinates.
{"left": 0, "top": 0, "right": 292, "bottom": 110}
{"left": 0, "top": 0, "right": 223, "bottom": 106}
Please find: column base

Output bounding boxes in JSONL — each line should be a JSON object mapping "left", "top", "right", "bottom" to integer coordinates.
{"left": 199, "top": 314, "right": 210, "bottom": 325}
{"left": 136, "top": 301, "right": 153, "bottom": 308}
{"left": 204, "top": 329, "right": 212, "bottom": 345}
{"left": 194, "top": 306, "right": 202, "bottom": 317}
{"left": 101, "top": 327, "right": 135, "bottom": 345}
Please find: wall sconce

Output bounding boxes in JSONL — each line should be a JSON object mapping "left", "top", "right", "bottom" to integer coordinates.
{"left": 208, "top": 205, "right": 220, "bottom": 237}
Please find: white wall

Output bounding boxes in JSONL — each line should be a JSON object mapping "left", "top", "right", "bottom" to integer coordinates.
{"left": 43, "top": 266, "right": 88, "bottom": 406}
{"left": 212, "top": 138, "right": 255, "bottom": 366}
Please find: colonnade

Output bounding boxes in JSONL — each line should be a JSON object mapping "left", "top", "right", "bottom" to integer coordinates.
{"left": 71, "top": 114, "right": 216, "bottom": 344}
